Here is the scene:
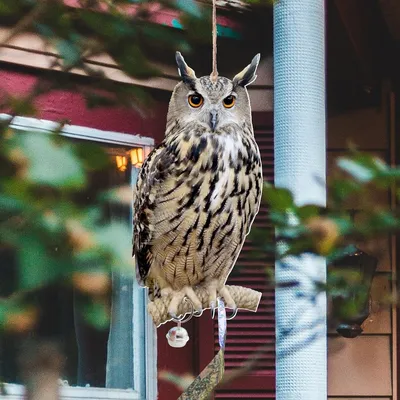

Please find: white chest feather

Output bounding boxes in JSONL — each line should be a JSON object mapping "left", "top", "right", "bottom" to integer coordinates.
{"left": 209, "top": 135, "right": 243, "bottom": 210}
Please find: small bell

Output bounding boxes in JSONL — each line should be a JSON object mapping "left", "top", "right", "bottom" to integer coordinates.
{"left": 166, "top": 323, "right": 189, "bottom": 348}
{"left": 166, "top": 297, "right": 196, "bottom": 348}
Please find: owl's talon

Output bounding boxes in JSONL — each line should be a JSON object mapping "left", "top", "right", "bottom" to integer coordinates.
{"left": 207, "top": 280, "right": 218, "bottom": 319}
{"left": 218, "top": 285, "right": 236, "bottom": 310}
{"left": 210, "top": 301, "right": 217, "bottom": 319}
{"left": 167, "top": 286, "right": 202, "bottom": 322}
{"left": 226, "top": 306, "right": 238, "bottom": 320}
{"left": 170, "top": 297, "right": 195, "bottom": 323}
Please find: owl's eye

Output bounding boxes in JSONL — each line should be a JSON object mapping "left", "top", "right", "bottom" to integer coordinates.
{"left": 223, "top": 95, "right": 236, "bottom": 108}
{"left": 188, "top": 94, "right": 204, "bottom": 108}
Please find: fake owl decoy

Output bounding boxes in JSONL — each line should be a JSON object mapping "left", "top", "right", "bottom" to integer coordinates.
{"left": 133, "top": 52, "right": 262, "bottom": 319}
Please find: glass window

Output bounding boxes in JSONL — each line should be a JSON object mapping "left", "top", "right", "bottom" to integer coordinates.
{"left": 0, "top": 117, "right": 156, "bottom": 399}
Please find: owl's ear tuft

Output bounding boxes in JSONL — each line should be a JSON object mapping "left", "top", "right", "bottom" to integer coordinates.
{"left": 175, "top": 52, "right": 197, "bottom": 85}
{"left": 233, "top": 53, "right": 260, "bottom": 87}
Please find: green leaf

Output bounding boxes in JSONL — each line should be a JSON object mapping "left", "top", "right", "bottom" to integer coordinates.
{"left": 175, "top": 0, "right": 202, "bottom": 18}
{"left": 95, "top": 222, "right": 132, "bottom": 271}
{"left": 326, "top": 244, "right": 358, "bottom": 264}
{"left": 248, "top": 226, "right": 274, "bottom": 246}
{"left": 81, "top": 206, "right": 103, "bottom": 226}
{"left": 80, "top": 10, "right": 135, "bottom": 42}
{"left": 337, "top": 157, "right": 375, "bottom": 182}
{"left": 9, "top": 97, "right": 37, "bottom": 116}
{"left": 263, "top": 183, "right": 294, "bottom": 212}
{"left": 364, "top": 211, "right": 400, "bottom": 231}
{"left": 179, "top": 13, "right": 211, "bottom": 43}
{"left": 110, "top": 45, "right": 161, "bottom": 79}
{"left": 297, "top": 204, "right": 321, "bottom": 220}
{"left": 55, "top": 39, "right": 81, "bottom": 68}
{"left": 378, "top": 167, "right": 400, "bottom": 185}
{"left": 0, "top": 299, "right": 28, "bottom": 328}
{"left": 73, "top": 141, "right": 109, "bottom": 170}
{"left": 159, "top": 371, "right": 192, "bottom": 392}
{"left": 268, "top": 210, "right": 288, "bottom": 225}
{"left": 0, "top": 303, "right": 7, "bottom": 326}
{"left": 330, "top": 216, "right": 353, "bottom": 235}
{"left": 101, "top": 185, "right": 131, "bottom": 206}
{"left": 330, "top": 179, "right": 361, "bottom": 204}
{"left": 35, "top": 23, "right": 54, "bottom": 38}
{"left": 17, "top": 237, "right": 61, "bottom": 289}
{"left": 16, "top": 131, "right": 86, "bottom": 189}
{"left": 81, "top": 300, "right": 110, "bottom": 329}
{"left": 0, "top": 195, "right": 24, "bottom": 212}
{"left": 373, "top": 157, "right": 388, "bottom": 172}
{"left": 0, "top": 2, "right": 20, "bottom": 16}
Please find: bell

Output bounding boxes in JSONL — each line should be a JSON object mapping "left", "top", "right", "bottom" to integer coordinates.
{"left": 166, "top": 325, "right": 189, "bottom": 348}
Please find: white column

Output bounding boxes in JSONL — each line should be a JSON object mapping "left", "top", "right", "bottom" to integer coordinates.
{"left": 273, "top": 0, "right": 327, "bottom": 399}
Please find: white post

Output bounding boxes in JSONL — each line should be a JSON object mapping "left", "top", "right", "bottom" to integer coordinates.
{"left": 273, "top": 0, "right": 327, "bottom": 399}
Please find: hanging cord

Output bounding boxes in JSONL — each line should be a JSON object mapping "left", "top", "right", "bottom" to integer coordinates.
{"left": 210, "top": 0, "right": 218, "bottom": 82}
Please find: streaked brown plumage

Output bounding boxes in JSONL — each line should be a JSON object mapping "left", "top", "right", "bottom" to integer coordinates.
{"left": 133, "top": 52, "right": 262, "bottom": 317}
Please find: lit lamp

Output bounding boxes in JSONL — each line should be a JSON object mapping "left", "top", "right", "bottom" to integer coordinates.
{"left": 329, "top": 248, "right": 378, "bottom": 338}
{"left": 130, "top": 146, "right": 151, "bottom": 168}
{"left": 130, "top": 147, "right": 144, "bottom": 168}
{"left": 116, "top": 155, "right": 128, "bottom": 172}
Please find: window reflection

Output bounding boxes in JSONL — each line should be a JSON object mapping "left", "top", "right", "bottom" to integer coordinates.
{"left": 0, "top": 142, "right": 134, "bottom": 389}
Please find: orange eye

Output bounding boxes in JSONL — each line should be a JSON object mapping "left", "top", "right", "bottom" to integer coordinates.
{"left": 223, "top": 95, "right": 235, "bottom": 108}
{"left": 188, "top": 94, "right": 203, "bottom": 108}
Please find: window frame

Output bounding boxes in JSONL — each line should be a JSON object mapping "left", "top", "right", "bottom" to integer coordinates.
{"left": 1, "top": 114, "right": 157, "bottom": 400}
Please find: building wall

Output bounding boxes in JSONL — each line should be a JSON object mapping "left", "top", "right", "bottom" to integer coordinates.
{"left": 0, "top": 48, "right": 274, "bottom": 398}
{"left": 1, "top": 45, "right": 395, "bottom": 398}
{"left": 260, "top": 52, "right": 395, "bottom": 398}
{"left": 327, "top": 105, "right": 395, "bottom": 399}
{"left": 0, "top": 68, "right": 169, "bottom": 137}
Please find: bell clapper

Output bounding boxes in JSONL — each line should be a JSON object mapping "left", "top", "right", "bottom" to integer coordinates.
{"left": 166, "top": 297, "right": 195, "bottom": 348}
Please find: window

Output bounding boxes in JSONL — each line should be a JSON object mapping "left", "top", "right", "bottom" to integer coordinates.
{"left": 0, "top": 115, "right": 156, "bottom": 400}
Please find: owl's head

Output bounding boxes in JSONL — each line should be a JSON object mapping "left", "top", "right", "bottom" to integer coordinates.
{"left": 167, "top": 52, "right": 260, "bottom": 133}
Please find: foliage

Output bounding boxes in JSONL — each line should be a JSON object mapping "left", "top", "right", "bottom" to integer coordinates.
{"left": 0, "top": 0, "right": 209, "bottom": 333}
{"left": 0, "top": 0, "right": 399, "bottom": 396}
{"left": 253, "top": 150, "right": 400, "bottom": 303}
{"left": 0, "top": 0, "right": 211, "bottom": 114}
{"left": 0, "top": 122, "right": 132, "bottom": 331}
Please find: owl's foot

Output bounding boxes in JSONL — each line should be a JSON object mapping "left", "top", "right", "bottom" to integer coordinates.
{"left": 162, "top": 286, "right": 203, "bottom": 320}
{"left": 208, "top": 281, "right": 237, "bottom": 320}
{"left": 219, "top": 286, "right": 238, "bottom": 319}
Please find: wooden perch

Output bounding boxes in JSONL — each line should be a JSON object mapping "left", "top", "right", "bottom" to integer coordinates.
{"left": 148, "top": 285, "right": 262, "bottom": 327}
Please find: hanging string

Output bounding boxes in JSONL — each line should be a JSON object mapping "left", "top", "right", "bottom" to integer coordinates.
{"left": 210, "top": 0, "right": 218, "bottom": 82}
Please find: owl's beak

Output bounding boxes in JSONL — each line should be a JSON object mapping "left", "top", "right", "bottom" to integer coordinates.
{"left": 209, "top": 110, "right": 218, "bottom": 131}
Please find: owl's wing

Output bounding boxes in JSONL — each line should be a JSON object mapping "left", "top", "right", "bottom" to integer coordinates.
{"left": 132, "top": 143, "right": 174, "bottom": 285}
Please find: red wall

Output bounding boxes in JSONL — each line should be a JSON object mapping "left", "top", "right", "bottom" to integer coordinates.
{"left": 157, "top": 320, "right": 199, "bottom": 399}
{"left": 0, "top": 66, "right": 192, "bottom": 399}
{"left": 0, "top": 68, "right": 168, "bottom": 141}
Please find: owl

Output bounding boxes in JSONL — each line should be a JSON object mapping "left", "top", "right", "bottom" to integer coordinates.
{"left": 133, "top": 52, "right": 262, "bottom": 319}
